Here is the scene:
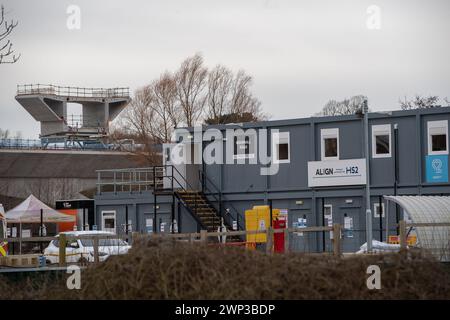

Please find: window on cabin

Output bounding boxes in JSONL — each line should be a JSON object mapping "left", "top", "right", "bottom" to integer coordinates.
{"left": 272, "top": 131, "right": 290, "bottom": 163}
{"left": 278, "top": 143, "right": 289, "bottom": 160}
{"left": 373, "top": 203, "right": 385, "bottom": 218}
{"left": 432, "top": 134, "right": 447, "bottom": 152}
{"left": 321, "top": 128, "right": 339, "bottom": 160}
{"left": 372, "top": 124, "right": 391, "bottom": 158}
{"left": 376, "top": 135, "right": 390, "bottom": 154}
{"left": 324, "top": 138, "right": 337, "bottom": 158}
{"left": 428, "top": 120, "right": 448, "bottom": 155}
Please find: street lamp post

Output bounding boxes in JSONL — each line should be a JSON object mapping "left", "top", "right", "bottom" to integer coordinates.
{"left": 363, "top": 100, "right": 373, "bottom": 252}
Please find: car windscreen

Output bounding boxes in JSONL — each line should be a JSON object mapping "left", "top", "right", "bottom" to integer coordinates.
{"left": 80, "top": 238, "right": 127, "bottom": 247}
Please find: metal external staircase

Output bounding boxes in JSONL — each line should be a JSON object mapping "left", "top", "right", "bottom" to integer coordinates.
{"left": 96, "top": 165, "right": 245, "bottom": 243}
{"left": 175, "top": 190, "right": 221, "bottom": 232}
{"left": 175, "top": 190, "right": 242, "bottom": 242}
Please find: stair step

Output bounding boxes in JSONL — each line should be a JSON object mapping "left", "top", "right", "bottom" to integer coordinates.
{"left": 197, "top": 212, "right": 217, "bottom": 216}
{"left": 177, "top": 190, "right": 240, "bottom": 234}
{"left": 199, "top": 218, "right": 221, "bottom": 222}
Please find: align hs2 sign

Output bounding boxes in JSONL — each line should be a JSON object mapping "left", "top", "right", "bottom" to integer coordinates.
{"left": 308, "top": 159, "right": 367, "bottom": 187}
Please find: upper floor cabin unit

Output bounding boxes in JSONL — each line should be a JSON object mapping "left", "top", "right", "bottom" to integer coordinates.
{"left": 15, "top": 84, "right": 130, "bottom": 138}
{"left": 164, "top": 107, "right": 450, "bottom": 195}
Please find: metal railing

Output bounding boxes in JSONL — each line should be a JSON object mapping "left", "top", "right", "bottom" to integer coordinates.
{"left": 17, "top": 84, "right": 130, "bottom": 99}
{"left": 96, "top": 167, "right": 166, "bottom": 194}
{"left": 0, "top": 138, "right": 115, "bottom": 151}
{"left": 199, "top": 170, "right": 245, "bottom": 231}
{"left": 0, "top": 138, "right": 42, "bottom": 149}
{"left": 65, "top": 114, "right": 103, "bottom": 128}
{"left": 96, "top": 165, "right": 219, "bottom": 231}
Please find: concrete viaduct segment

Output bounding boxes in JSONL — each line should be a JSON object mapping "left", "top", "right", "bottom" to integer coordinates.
{"left": 15, "top": 84, "right": 130, "bottom": 138}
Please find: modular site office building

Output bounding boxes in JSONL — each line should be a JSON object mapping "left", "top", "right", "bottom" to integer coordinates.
{"left": 95, "top": 107, "right": 450, "bottom": 252}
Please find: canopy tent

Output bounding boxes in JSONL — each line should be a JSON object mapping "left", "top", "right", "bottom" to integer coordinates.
{"left": 384, "top": 195, "right": 450, "bottom": 261}
{"left": 5, "top": 195, "right": 75, "bottom": 223}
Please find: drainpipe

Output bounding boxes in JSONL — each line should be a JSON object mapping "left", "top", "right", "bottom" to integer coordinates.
{"left": 363, "top": 100, "right": 373, "bottom": 252}
{"left": 394, "top": 123, "right": 399, "bottom": 233}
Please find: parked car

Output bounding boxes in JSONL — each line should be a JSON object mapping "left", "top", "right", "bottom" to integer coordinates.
{"left": 44, "top": 231, "right": 131, "bottom": 264}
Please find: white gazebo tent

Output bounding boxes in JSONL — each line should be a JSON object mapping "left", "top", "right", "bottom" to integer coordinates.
{"left": 5, "top": 195, "right": 75, "bottom": 253}
{"left": 384, "top": 195, "right": 450, "bottom": 261}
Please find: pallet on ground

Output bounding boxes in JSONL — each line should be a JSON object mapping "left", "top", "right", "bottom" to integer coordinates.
{"left": 0, "top": 254, "right": 41, "bottom": 268}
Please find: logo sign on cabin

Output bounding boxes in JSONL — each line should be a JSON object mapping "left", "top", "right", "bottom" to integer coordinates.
{"left": 426, "top": 155, "right": 448, "bottom": 183}
{"left": 307, "top": 159, "right": 367, "bottom": 187}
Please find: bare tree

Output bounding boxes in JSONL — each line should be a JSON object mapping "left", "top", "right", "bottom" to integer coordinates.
{"left": 122, "top": 85, "right": 155, "bottom": 141}
{"left": 175, "top": 53, "right": 208, "bottom": 127}
{"left": 399, "top": 95, "right": 441, "bottom": 110}
{"left": 317, "top": 95, "right": 368, "bottom": 116}
{"left": 152, "top": 72, "right": 180, "bottom": 142}
{"left": 0, "top": 5, "right": 20, "bottom": 64}
{"left": 204, "top": 66, "right": 266, "bottom": 124}
{"left": 118, "top": 54, "right": 267, "bottom": 146}
{"left": 0, "top": 128, "right": 22, "bottom": 139}
{"left": 205, "top": 65, "right": 233, "bottom": 124}
{"left": 115, "top": 88, "right": 163, "bottom": 165}
{"left": 230, "top": 70, "right": 264, "bottom": 119}
{"left": 122, "top": 75, "right": 180, "bottom": 144}
{"left": 0, "top": 128, "right": 10, "bottom": 138}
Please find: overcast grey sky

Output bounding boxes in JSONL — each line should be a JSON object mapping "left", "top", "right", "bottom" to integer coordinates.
{"left": 0, "top": 0, "right": 449, "bottom": 138}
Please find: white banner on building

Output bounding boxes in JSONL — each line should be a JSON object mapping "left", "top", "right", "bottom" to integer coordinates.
{"left": 307, "top": 158, "right": 367, "bottom": 187}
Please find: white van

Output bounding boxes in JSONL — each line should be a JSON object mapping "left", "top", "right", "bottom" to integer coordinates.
{"left": 44, "top": 230, "right": 131, "bottom": 264}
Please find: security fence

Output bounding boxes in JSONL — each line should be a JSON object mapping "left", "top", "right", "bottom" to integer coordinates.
{"left": 3, "top": 221, "right": 450, "bottom": 269}
{"left": 0, "top": 225, "right": 342, "bottom": 269}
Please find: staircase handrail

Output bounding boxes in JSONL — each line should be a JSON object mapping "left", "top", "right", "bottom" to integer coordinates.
{"left": 199, "top": 170, "right": 244, "bottom": 231}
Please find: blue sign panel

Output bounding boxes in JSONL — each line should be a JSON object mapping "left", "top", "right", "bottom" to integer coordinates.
{"left": 426, "top": 155, "right": 448, "bottom": 183}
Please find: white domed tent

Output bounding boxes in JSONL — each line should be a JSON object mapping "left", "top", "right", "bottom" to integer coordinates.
{"left": 384, "top": 195, "right": 450, "bottom": 261}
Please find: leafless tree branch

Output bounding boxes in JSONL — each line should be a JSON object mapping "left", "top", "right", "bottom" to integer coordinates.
{"left": 317, "top": 95, "right": 368, "bottom": 116}
{"left": 399, "top": 95, "right": 441, "bottom": 110}
{"left": 175, "top": 53, "right": 208, "bottom": 127}
{"left": 0, "top": 5, "right": 20, "bottom": 64}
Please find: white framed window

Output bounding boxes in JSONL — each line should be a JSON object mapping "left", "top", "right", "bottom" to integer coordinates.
{"left": 428, "top": 120, "right": 448, "bottom": 155}
{"left": 321, "top": 128, "right": 339, "bottom": 160}
{"left": 233, "top": 135, "right": 255, "bottom": 160}
{"left": 272, "top": 131, "right": 290, "bottom": 163}
{"left": 101, "top": 210, "right": 116, "bottom": 234}
{"left": 372, "top": 124, "right": 391, "bottom": 158}
{"left": 373, "top": 202, "right": 385, "bottom": 218}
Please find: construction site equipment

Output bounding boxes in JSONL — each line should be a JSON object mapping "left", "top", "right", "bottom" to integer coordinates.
{"left": 273, "top": 217, "right": 287, "bottom": 253}
{"left": 245, "top": 206, "right": 271, "bottom": 243}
